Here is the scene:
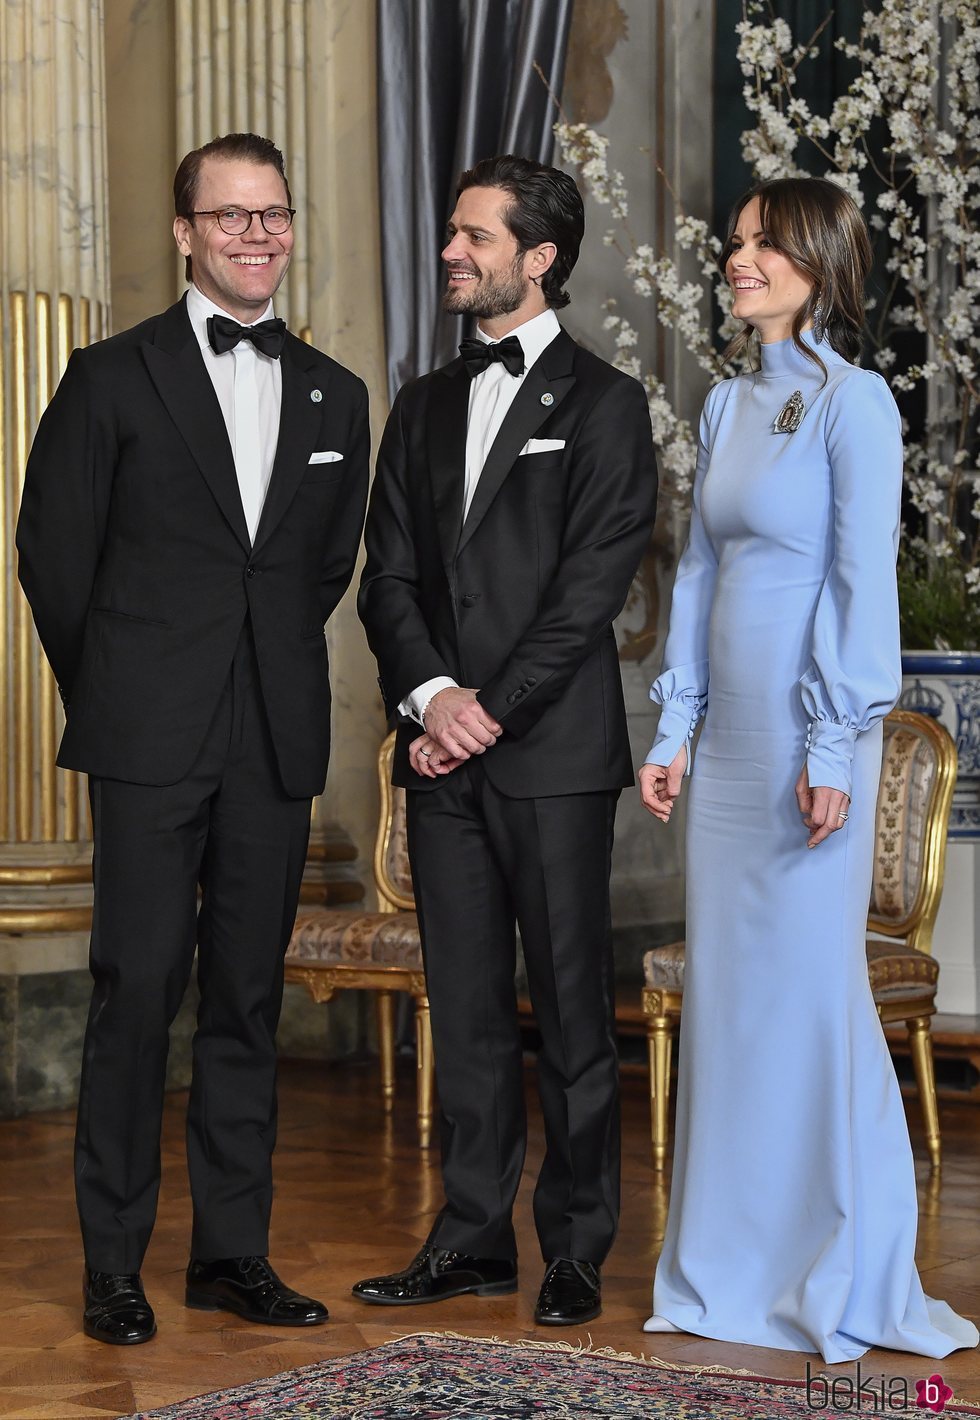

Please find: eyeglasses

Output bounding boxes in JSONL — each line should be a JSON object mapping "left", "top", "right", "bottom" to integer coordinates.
{"left": 190, "top": 206, "right": 296, "bottom": 235}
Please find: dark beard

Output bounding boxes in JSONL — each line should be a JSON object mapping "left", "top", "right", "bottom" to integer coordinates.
{"left": 443, "top": 255, "right": 527, "bottom": 319}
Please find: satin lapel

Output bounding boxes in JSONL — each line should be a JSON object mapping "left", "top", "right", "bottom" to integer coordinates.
{"left": 141, "top": 298, "right": 250, "bottom": 553}
{"left": 251, "top": 337, "right": 326, "bottom": 555}
{"left": 456, "top": 330, "right": 577, "bottom": 557}
{"left": 427, "top": 360, "right": 470, "bottom": 570}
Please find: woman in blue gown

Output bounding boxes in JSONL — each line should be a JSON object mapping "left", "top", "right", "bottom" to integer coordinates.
{"left": 639, "top": 177, "right": 978, "bottom": 1363}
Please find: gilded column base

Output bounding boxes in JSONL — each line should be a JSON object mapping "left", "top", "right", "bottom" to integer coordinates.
{"left": 0, "top": 845, "right": 94, "bottom": 934}
{"left": 0, "top": 824, "right": 364, "bottom": 932}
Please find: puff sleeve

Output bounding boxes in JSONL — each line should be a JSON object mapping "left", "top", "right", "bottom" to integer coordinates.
{"left": 645, "top": 393, "right": 719, "bottom": 772}
{"left": 800, "top": 371, "right": 903, "bottom": 797}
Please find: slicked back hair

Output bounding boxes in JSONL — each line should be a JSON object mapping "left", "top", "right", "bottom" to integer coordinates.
{"left": 174, "top": 132, "right": 291, "bottom": 283}
{"left": 720, "top": 176, "right": 872, "bottom": 379}
{"left": 456, "top": 154, "right": 584, "bottom": 309}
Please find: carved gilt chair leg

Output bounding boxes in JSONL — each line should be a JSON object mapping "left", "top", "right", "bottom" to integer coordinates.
{"left": 415, "top": 995, "right": 435, "bottom": 1150}
{"left": 375, "top": 989, "right": 396, "bottom": 1113}
{"left": 907, "top": 1014, "right": 942, "bottom": 1171}
{"left": 648, "top": 1012, "right": 673, "bottom": 1172}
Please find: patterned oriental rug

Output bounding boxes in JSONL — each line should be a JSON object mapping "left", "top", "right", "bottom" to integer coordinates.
{"left": 125, "top": 1332, "right": 980, "bottom": 1419}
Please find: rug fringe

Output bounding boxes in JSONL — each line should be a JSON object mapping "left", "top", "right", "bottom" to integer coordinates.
{"left": 395, "top": 1329, "right": 980, "bottom": 1409}
{"left": 398, "top": 1328, "right": 791, "bottom": 1381}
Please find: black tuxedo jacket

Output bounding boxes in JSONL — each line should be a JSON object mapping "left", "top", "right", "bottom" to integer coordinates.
{"left": 16, "top": 295, "right": 369, "bottom": 797}
{"left": 358, "top": 328, "right": 658, "bottom": 797}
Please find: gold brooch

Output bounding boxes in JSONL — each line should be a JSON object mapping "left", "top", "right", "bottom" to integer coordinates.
{"left": 773, "top": 390, "right": 805, "bottom": 433}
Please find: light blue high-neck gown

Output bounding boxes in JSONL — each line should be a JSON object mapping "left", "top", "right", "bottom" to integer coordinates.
{"left": 645, "top": 330, "right": 978, "bottom": 1363}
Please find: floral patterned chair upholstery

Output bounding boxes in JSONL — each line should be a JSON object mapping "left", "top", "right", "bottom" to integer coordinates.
{"left": 284, "top": 732, "right": 434, "bottom": 1147}
{"left": 642, "top": 709, "right": 957, "bottom": 1172}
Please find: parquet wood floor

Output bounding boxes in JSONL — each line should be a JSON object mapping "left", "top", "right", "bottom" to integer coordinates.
{"left": 1, "top": 1060, "right": 978, "bottom": 1418}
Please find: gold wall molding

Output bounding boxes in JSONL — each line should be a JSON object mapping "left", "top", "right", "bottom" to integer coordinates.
{"left": 1, "top": 292, "right": 105, "bottom": 933}
{"left": 2, "top": 293, "right": 105, "bottom": 855}
{"left": 0, "top": 907, "right": 93, "bottom": 934}
{"left": 0, "top": 863, "right": 91, "bottom": 886}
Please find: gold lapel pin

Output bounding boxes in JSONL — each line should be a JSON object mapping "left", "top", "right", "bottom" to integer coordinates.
{"left": 311, "top": 389, "right": 322, "bottom": 403}
{"left": 540, "top": 392, "right": 554, "bottom": 407}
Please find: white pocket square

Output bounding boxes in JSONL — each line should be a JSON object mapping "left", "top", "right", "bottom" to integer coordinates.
{"left": 308, "top": 451, "right": 344, "bottom": 464}
{"left": 519, "top": 438, "right": 565, "bottom": 456}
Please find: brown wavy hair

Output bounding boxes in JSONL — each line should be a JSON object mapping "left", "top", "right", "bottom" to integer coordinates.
{"left": 456, "top": 155, "right": 584, "bottom": 310}
{"left": 720, "top": 177, "right": 872, "bottom": 380}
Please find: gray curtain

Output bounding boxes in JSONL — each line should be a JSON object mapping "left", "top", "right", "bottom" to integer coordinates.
{"left": 378, "top": 0, "right": 574, "bottom": 400}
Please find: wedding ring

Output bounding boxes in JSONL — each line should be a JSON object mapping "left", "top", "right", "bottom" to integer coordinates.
{"left": 837, "top": 812, "right": 848, "bottom": 821}
{"left": 420, "top": 748, "right": 431, "bottom": 757}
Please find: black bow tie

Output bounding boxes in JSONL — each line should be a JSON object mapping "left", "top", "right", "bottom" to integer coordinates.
{"left": 459, "top": 335, "right": 525, "bottom": 378}
{"left": 207, "top": 314, "right": 287, "bottom": 359}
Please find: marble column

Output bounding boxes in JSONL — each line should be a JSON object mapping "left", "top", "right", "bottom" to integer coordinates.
{"left": 0, "top": 0, "right": 110, "bottom": 935}
{"left": 0, "top": 0, "right": 111, "bottom": 1111}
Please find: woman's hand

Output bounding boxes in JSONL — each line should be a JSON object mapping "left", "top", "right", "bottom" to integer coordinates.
{"left": 795, "top": 763, "right": 850, "bottom": 848}
{"left": 639, "top": 745, "right": 688, "bottom": 823}
{"left": 409, "top": 735, "right": 465, "bottom": 778}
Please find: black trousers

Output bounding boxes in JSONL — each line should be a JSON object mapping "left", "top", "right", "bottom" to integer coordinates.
{"left": 75, "top": 628, "right": 312, "bottom": 1272}
{"left": 406, "top": 760, "right": 621, "bottom": 1265}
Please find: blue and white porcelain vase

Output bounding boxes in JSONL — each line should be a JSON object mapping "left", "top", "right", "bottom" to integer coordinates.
{"left": 900, "top": 652, "right": 980, "bottom": 841}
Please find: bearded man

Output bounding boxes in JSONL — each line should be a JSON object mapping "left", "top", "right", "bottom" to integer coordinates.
{"left": 354, "top": 154, "right": 657, "bottom": 1325}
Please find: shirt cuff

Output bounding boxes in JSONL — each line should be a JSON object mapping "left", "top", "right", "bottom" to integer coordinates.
{"left": 645, "top": 699, "right": 699, "bottom": 776}
{"left": 397, "top": 676, "right": 459, "bottom": 727}
{"left": 805, "top": 720, "right": 858, "bottom": 798}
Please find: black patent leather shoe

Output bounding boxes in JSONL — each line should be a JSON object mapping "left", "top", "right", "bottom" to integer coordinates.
{"left": 83, "top": 1269, "right": 157, "bottom": 1345}
{"left": 185, "top": 1255, "right": 328, "bottom": 1326}
{"left": 534, "top": 1258, "right": 601, "bottom": 1325}
{"left": 352, "top": 1242, "right": 518, "bottom": 1306}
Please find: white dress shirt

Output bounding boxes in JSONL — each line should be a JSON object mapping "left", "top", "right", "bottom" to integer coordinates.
{"left": 399, "top": 308, "right": 562, "bottom": 725}
{"left": 186, "top": 283, "right": 282, "bottom": 545}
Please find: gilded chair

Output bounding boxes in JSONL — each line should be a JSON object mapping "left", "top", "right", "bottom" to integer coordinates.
{"left": 284, "top": 732, "right": 434, "bottom": 1147}
{"left": 642, "top": 709, "right": 957, "bottom": 1172}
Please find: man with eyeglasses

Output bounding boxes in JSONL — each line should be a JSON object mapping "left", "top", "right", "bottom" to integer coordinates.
{"left": 16, "top": 132, "right": 369, "bottom": 1344}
